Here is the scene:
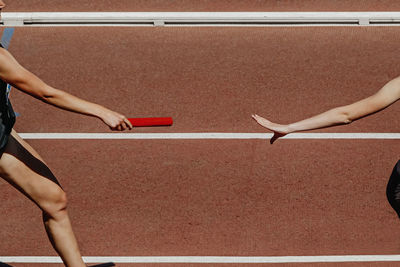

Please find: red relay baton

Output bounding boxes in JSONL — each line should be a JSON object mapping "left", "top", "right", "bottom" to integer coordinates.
{"left": 128, "top": 117, "right": 173, "bottom": 127}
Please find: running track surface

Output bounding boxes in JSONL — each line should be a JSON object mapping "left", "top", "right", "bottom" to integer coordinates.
{"left": 1, "top": 27, "right": 400, "bottom": 266}
{"left": 5, "top": 0, "right": 400, "bottom": 12}
{"left": 8, "top": 28, "right": 400, "bottom": 133}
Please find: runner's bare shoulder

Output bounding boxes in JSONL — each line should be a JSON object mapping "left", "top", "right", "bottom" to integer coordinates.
{"left": 0, "top": 48, "right": 25, "bottom": 85}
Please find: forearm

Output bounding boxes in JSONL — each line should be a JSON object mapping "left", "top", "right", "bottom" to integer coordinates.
{"left": 287, "top": 78, "right": 400, "bottom": 134}
{"left": 40, "top": 86, "right": 110, "bottom": 119}
{"left": 287, "top": 107, "right": 350, "bottom": 133}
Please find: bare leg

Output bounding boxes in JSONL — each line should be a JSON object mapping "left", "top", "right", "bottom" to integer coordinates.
{"left": 0, "top": 130, "right": 85, "bottom": 267}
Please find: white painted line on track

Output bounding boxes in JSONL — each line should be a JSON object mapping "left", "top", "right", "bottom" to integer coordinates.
{"left": 3, "top": 12, "right": 400, "bottom": 26}
{"left": 2, "top": 255, "right": 400, "bottom": 263}
{"left": 18, "top": 132, "right": 400, "bottom": 140}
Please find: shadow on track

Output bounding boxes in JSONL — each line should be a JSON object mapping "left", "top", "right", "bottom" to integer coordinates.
{"left": 89, "top": 263, "right": 115, "bottom": 267}
{"left": 3, "top": 134, "right": 62, "bottom": 188}
{"left": 0, "top": 262, "right": 13, "bottom": 267}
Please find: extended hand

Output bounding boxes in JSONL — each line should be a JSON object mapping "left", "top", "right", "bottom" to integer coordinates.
{"left": 252, "top": 114, "right": 289, "bottom": 144}
{"left": 101, "top": 110, "right": 133, "bottom": 131}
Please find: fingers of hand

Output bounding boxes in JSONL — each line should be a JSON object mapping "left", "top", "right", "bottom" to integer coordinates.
{"left": 116, "top": 121, "right": 128, "bottom": 131}
{"left": 123, "top": 118, "right": 133, "bottom": 129}
{"left": 252, "top": 114, "right": 270, "bottom": 127}
{"left": 108, "top": 114, "right": 134, "bottom": 131}
{"left": 108, "top": 119, "right": 124, "bottom": 131}
{"left": 251, "top": 114, "right": 261, "bottom": 123}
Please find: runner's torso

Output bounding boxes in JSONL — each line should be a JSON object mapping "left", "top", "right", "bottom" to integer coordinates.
{"left": 0, "top": 43, "right": 16, "bottom": 149}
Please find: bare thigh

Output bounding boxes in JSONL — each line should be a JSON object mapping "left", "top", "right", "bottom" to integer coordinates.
{"left": 0, "top": 129, "right": 64, "bottom": 212}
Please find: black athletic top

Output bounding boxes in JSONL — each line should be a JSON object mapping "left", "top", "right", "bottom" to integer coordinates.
{"left": 0, "top": 43, "right": 16, "bottom": 150}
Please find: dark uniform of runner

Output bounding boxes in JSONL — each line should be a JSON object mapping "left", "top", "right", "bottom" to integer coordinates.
{"left": 0, "top": 43, "right": 16, "bottom": 153}
{"left": 387, "top": 161, "right": 400, "bottom": 218}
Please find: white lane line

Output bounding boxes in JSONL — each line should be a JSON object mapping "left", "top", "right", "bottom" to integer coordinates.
{"left": 2, "top": 255, "right": 400, "bottom": 263}
{"left": 2, "top": 12, "right": 400, "bottom": 26}
{"left": 18, "top": 132, "right": 400, "bottom": 140}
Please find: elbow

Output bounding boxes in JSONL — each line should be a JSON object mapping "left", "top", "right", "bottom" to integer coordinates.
{"left": 38, "top": 86, "right": 62, "bottom": 102}
{"left": 11, "top": 72, "right": 59, "bottom": 102}
{"left": 36, "top": 91, "right": 53, "bottom": 103}
{"left": 336, "top": 108, "right": 353, "bottom": 124}
{"left": 343, "top": 117, "right": 353, "bottom": 124}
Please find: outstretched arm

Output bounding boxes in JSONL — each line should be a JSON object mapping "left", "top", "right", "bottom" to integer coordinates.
{"left": 252, "top": 76, "right": 400, "bottom": 142}
{"left": 0, "top": 47, "right": 132, "bottom": 131}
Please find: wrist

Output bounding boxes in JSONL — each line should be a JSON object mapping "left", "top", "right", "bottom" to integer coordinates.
{"left": 286, "top": 124, "right": 296, "bottom": 134}
{"left": 93, "top": 105, "right": 110, "bottom": 120}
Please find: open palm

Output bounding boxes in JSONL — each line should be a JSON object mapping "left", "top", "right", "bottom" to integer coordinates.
{"left": 252, "top": 114, "right": 289, "bottom": 144}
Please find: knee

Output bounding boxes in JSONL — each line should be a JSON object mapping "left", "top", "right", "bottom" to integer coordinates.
{"left": 55, "top": 190, "right": 68, "bottom": 211}
{"left": 42, "top": 187, "right": 68, "bottom": 218}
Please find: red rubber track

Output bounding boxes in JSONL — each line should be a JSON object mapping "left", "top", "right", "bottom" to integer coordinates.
{"left": 8, "top": 27, "right": 400, "bottom": 133}
{"left": 4, "top": 0, "right": 400, "bottom": 12}
{"left": 1, "top": 141, "right": 399, "bottom": 256}
{"left": 1, "top": 27, "right": 400, "bottom": 266}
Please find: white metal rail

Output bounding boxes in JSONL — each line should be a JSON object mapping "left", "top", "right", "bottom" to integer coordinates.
{"left": 2, "top": 12, "right": 400, "bottom": 26}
